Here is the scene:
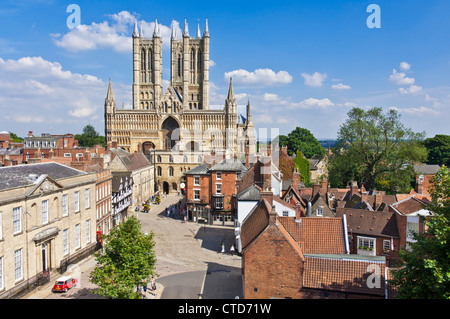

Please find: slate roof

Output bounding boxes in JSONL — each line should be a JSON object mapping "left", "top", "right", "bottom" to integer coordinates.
{"left": 210, "top": 158, "right": 248, "bottom": 172}
{"left": 336, "top": 208, "right": 400, "bottom": 238}
{"left": 278, "top": 216, "right": 346, "bottom": 255}
{"left": 0, "top": 147, "right": 21, "bottom": 156}
{"left": 184, "top": 163, "right": 210, "bottom": 175}
{"left": 0, "top": 162, "right": 87, "bottom": 191}
{"left": 237, "top": 184, "right": 261, "bottom": 201}
{"left": 414, "top": 164, "right": 440, "bottom": 175}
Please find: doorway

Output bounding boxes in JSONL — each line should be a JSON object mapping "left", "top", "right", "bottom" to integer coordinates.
{"left": 163, "top": 181, "right": 170, "bottom": 194}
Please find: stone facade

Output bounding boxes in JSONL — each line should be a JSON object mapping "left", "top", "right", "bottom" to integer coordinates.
{"left": 0, "top": 163, "right": 97, "bottom": 299}
{"left": 104, "top": 19, "right": 256, "bottom": 194}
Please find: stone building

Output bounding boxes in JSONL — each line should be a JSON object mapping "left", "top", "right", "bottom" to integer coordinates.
{"left": 104, "top": 18, "right": 256, "bottom": 194}
{"left": 0, "top": 163, "right": 97, "bottom": 299}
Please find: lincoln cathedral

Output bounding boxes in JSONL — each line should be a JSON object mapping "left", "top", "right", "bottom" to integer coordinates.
{"left": 105, "top": 18, "right": 256, "bottom": 194}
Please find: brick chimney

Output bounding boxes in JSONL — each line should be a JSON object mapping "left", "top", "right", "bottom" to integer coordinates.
{"left": 312, "top": 183, "right": 320, "bottom": 197}
{"left": 295, "top": 202, "right": 303, "bottom": 219}
{"left": 260, "top": 187, "right": 273, "bottom": 206}
{"left": 268, "top": 204, "right": 277, "bottom": 225}
{"left": 416, "top": 179, "right": 424, "bottom": 194}
{"left": 350, "top": 181, "right": 358, "bottom": 196}
{"left": 261, "top": 156, "right": 272, "bottom": 190}
{"left": 321, "top": 176, "right": 328, "bottom": 193}
{"left": 374, "top": 193, "right": 383, "bottom": 209}
{"left": 292, "top": 168, "right": 300, "bottom": 191}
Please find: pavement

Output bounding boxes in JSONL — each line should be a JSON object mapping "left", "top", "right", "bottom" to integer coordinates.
{"left": 21, "top": 194, "right": 242, "bottom": 300}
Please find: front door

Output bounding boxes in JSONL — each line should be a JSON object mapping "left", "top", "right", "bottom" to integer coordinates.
{"left": 41, "top": 243, "right": 49, "bottom": 272}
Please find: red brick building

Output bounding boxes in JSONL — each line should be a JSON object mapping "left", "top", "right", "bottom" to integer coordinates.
{"left": 184, "top": 158, "right": 247, "bottom": 224}
{"left": 241, "top": 198, "right": 389, "bottom": 299}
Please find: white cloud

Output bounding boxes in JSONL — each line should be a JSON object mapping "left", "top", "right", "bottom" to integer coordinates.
{"left": 290, "top": 97, "right": 334, "bottom": 109}
{"left": 390, "top": 106, "right": 439, "bottom": 116}
{"left": 0, "top": 56, "right": 118, "bottom": 135}
{"left": 399, "top": 84, "right": 422, "bottom": 95}
{"left": 389, "top": 69, "right": 415, "bottom": 86}
{"left": 331, "top": 83, "right": 351, "bottom": 90}
{"left": 224, "top": 68, "right": 293, "bottom": 87}
{"left": 399, "top": 61, "right": 411, "bottom": 71}
{"left": 52, "top": 11, "right": 181, "bottom": 53}
{"left": 301, "top": 72, "right": 327, "bottom": 87}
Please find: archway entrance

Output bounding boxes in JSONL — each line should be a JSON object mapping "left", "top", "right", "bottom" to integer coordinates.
{"left": 163, "top": 181, "right": 170, "bottom": 194}
{"left": 142, "top": 141, "right": 155, "bottom": 155}
{"left": 162, "top": 117, "right": 180, "bottom": 150}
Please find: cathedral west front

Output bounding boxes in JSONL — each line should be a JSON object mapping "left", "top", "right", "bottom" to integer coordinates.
{"left": 104, "top": 18, "right": 256, "bottom": 194}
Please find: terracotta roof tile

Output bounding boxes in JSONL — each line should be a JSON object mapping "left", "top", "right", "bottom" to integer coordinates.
{"left": 278, "top": 216, "right": 346, "bottom": 254}
{"left": 303, "top": 254, "right": 386, "bottom": 296}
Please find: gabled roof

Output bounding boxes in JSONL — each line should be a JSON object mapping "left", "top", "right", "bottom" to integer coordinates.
{"left": 0, "top": 162, "right": 87, "bottom": 191}
{"left": 240, "top": 199, "right": 272, "bottom": 250}
{"left": 184, "top": 163, "right": 210, "bottom": 175}
{"left": 278, "top": 216, "right": 346, "bottom": 255}
{"left": 303, "top": 254, "right": 386, "bottom": 296}
{"left": 414, "top": 164, "right": 440, "bottom": 175}
{"left": 111, "top": 149, "right": 151, "bottom": 172}
{"left": 336, "top": 208, "right": 399, "bottom": 238}
{"left": 210, "top": 158, "right": 248, "bottom": 172}
{"left": 237, "top": 184, "right": 261, "bottom": 201}
{"left": 390, "top": 196, "right": 432, "bottom": 216}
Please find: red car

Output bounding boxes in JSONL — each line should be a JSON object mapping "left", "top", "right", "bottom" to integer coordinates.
{"left": 52, "top": 276, "right": 77, "bottom": 293}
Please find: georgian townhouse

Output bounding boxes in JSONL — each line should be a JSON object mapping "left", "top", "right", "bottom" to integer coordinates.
{"left": 0, "top": 162, "right": 97, "bottom": 299}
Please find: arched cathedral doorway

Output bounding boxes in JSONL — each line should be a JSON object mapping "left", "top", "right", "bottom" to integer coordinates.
{"left": 161, "top": 117, "right": 180, "bottom": 151}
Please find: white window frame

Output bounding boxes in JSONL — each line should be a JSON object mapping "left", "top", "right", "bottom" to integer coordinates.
{"left": 216, "top": 183, "right": 222, "bottom": 195}
{"left": 63, "top": 229, "right": 69, "bottom": 255}
{"left": 216, "top": 172, "right": 222, "bottom": 180}
{"left": 74, "top": 191, "right": 80, "bottom": 213}
{"left": 383, "top": 240, "right": 390, "bottom": 252}
{"left": 62, "top": 194, "right": 68, "bottom": 217}
{"left": 64, "top": 153, "right": 71, "bottom": 158}
{"left": 282, "top": 211, "right": 289, "bottom": 217}
{"left": 194, "top": 176, "right": 200, "bottom": 186}
{"left": 86, "top": 220, "right": 91, "bottom": 244}
{"left": 14, "top": 248, "right": 23, "bottom": 282}
{"left": 316, "top": 207, "right": 324, "bottom": 217}
{"left": 215, "top": 197, "right": 224, "bottom": 210}
{"left": 75, "top": 224, "right": 80, "bottom": 249}
{"left": 42, "top": 199, "right": 49, "bottom": 224}
{"left": 194, "top": 189, "right": 200, "bottom": 201}
{"left": 85, "top": 188, "right": 90, "bottom": 209}
{"left": 13, "top": 207, "right": 21, "bottom": 234}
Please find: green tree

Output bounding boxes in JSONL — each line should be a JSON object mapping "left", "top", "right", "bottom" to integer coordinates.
{"left": 328, "top": 107, "right": 427, "bottom": 191}
{"left": 274, "top": 128, "right": 324, "bottom": 158}
{"left": 8, "top": 132, "right": 23, "bottom": 143}
{"left": 75, "top": 124, "right": 105, "bottom": 147}
{"left": 423, "top": 134, "right": 450, "bottom": 166}
{"left": 389, "top": 166, "right": 450, "bottom": 299}
{"left": 89, "top": 217, "right": 157, "bottom": 299}
{"left": 292, "top": 150, "right": 311, "bottom": 186}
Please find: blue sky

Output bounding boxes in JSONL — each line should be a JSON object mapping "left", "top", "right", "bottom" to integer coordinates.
{"left": 0, "top": 0, "right": 449, "bottom": 140}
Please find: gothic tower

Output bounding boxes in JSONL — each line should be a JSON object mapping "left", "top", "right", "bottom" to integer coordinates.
{"left": 132, "top": 19, "right": 163, "bottom": 110}
{"left": 170, "top": 18, "right": 210, "bottom": 110}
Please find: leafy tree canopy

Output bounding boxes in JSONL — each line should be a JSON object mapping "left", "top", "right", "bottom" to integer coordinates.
{"left": 89, "top": 217, "right": 157, "bottom": 299}
{"left": 423, "top": 134, "right": 450, "bottom": 166}
{"left": 328, "top": 107, "right": 427, "bottom": 192}
{"left": 75, "top": 124, "right": 105, "bottom": 147}
{"left": 274, "top": 127, "right": 325, "bottom": 158}
{"left": 389, "top": 166, "right": 450, "bottom": 299}
{"left": 8, "top": 132, "right": 23, "bottom": 143}
{"left": 293, "top": 150, "right": 311, "bottom": 186}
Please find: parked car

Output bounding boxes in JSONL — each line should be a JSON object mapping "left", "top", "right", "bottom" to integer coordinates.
{"left": 52, "top": 276, "right": 77, "bottom": 293}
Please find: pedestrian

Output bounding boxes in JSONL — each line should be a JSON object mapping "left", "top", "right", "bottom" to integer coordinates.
{"left": 151, "top": 277, "right": 156, "bottom": 291}
{"left": 230, "top": 244, "right": 235, "bottom": 255}
{"left": 221, "top": 242, "right": 225, "bottom": 253}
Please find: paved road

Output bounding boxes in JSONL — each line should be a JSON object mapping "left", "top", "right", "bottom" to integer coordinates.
{"left": 22, "top": 194, "right": 242, "bottom": 299}
{"left": 138, "top": 194, "right": 242, "bottom": 299}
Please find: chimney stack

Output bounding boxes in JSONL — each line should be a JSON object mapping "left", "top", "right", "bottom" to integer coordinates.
{"left": 292, "top": 168, "right": 300, "bottom": 192}
{"left": 260, "top": 187, "right": 273, "bottom": 206}
{"left": 245, "top": 144, "right": 249, "bottom": 168}
{"left": 312, "top": 183, "right": 320, "bottom": 197}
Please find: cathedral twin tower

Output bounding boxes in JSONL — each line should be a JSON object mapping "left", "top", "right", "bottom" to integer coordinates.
{"left": 105, "top": 18, "right": 255, "bottom": 161}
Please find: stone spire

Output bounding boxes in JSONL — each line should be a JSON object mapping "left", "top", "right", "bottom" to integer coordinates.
{"left": 197, "top": 20, "right": 201, "bottom": 38}
{"left": 171, "top": 20, "right": 176, "bottom": 40}
{"left": 246, "top": 98, "right": 253, "bottom": 125}
{"left": 226, "top": 77, "right": 235, "bottom": 103}
{"left": 106, "top": 78, "right": 115, "bottom": 102}
{"left": 139, "top": 22, "right": 143, "bottom": 37}
{"left": 183, "top": 18, "right": 189, "bottom": 37}
{"left": 153, "top": 19, "right": 160, "bottom": 38}
{"left": 203, "top": 18, "right": 209, "bottom": 37}
{"left": 133, "top": 19, "right": 139, "bottom": 37}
